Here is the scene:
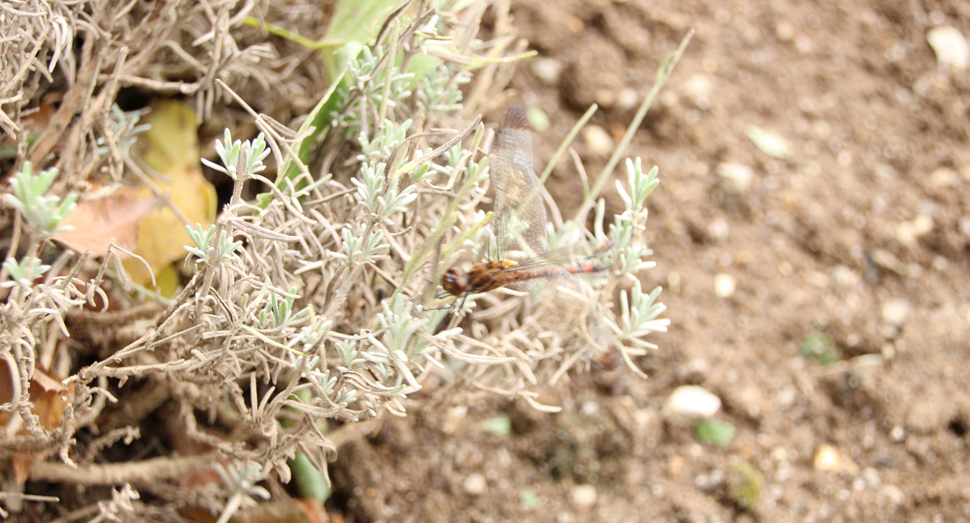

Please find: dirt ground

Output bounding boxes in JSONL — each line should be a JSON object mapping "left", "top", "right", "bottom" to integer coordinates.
{"left": 329, "top": 1, "right": 970, "bottom": 522}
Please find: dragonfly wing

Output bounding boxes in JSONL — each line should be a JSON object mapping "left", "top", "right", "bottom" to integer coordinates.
{"left": 490, "top": 105, "right": 548, "bottom": 257}
{"left": 521, "top": 271, "right": 618, "bottom": 369}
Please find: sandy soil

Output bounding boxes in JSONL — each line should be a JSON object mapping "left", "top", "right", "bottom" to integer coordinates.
{"left": 329, "top": 1, "right": 970, "bottom": 522}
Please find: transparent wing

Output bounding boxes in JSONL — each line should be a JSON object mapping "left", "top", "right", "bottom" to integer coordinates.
{"left": 503, "top": 241, "right": 615, "bottom": 274}
{"left": 517, "top": 270, "right": 619, "bottom": 371}
{"left": 489, "top": 104, "right": 548, "bottom": 257}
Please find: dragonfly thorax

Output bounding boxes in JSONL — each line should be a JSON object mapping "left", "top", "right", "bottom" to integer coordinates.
{"left": 442, "top": 259, "right": 520, "bottom": 295}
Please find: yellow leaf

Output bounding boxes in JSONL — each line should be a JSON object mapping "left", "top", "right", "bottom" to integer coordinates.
{"left": 123, "top": 101, "right": 217, "bottom": 291}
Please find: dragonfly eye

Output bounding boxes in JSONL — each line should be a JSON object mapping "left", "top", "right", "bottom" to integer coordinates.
{"left": 442, "top": 267, "right": 468, "bottom": 295}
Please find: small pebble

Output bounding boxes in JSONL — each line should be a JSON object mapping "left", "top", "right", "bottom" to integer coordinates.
{"left": 717, "top": 163, "right": 754, "bottom": 195}
{"left": 442, "top": 406, "right": 467, "bottom": 435}
{"left": 911, "top": 214, "right": 934, "bottom": 236}
{"left": 582, "top": 125, "right": 614, "bottom": 156}
{"left": 873, "top": 163, "right": 898, "bottom": 179}
{"left": 663, "top": 385, "right": 722, "bottom": 426}
{"left": 881, "top": 343, "right": 896, "bottom": 360}
{"left": 463, "top": 473, "right": 486, "bottom": 495}
{"left": 896, "top": 215, "right": 934, "bottom": 246}
{"left": 775, "top": 21, "right": 795, "bottom": 42}
{"left": 595, "top": 88, "right": 616, "bottom": 109}
{"left": 531, "top": 57, "right": 562, "bottom": 86}
{"left": 879, "top": 484, "right": 905, "bottom": 506}
{"left": 570, "top": 484, "right": 597, "bottom": 510}
{"left": 881, "top": 299, "right": 913, "bottom": 327}
{"left": 813, "top": 444, "right": 841, "bottom": 470}
{"left": 683, "top": 74, "right": 713, "bottom": 109}
{"left": 927, "top": 26, "right": 970, "bottom": 72}
{"left": 668, "top": 455, "right": 686, "bottom": 477}
{"left": 813, "top": 444, "right": 858, "bottom": 473}
{"left": 831, "top": 265, "right": 860, "bottom": 286}
{"left": 771, "top": 447, "right": 788, "bottom": 461}
{"left": 686, "top": 358, "right": 711, "bottom": 379}
{"left": 889, "top": 426, "right": 905, "bottom": 442}
{"left": 714, "top": 273, "right": 736, "bottom": 298}
{"left": 776, "top": 386, "right": 797, "bottom": 406}
{"left": 928, "top": 167, "right": 958, "bottom": 188}
{"left": 861, "top": 467, "right": 881, "bottom": 489}
{"left": 707, "top": 217, "right": 730, "bottom": 240}
{"left": 616, "top": 87, "right": 639, "bottom": 110}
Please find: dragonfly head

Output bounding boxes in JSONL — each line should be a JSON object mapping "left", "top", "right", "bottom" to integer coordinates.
{"left": 442, "top": 266, "right": 468, "bottom": 295}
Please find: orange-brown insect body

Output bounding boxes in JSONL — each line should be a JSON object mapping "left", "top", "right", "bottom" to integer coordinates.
{"left": 442, "top": 257, "right": 616, "bottom": 296}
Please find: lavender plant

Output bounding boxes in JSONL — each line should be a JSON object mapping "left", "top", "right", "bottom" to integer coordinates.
{"left": 0, "top": 0, "right": 686, "bottom": 518}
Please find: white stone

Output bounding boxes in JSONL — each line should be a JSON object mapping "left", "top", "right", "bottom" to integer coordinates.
{"left": 927, "top": 26, "right": 970, "bottom": 72}
{"left": 831, "top": 265, "right": 861, "bottom": 286}
{"left": 531, "top": 57, "right": 562, "bottom": 86}
{"left": 617, "top": 87, "right": 639, "bottom": 110}
{"left": 716, "top": 163, "right": 754, "bottom": 195}
{"left": 911, "top": 214, "right": 934, "bottom": 236}
{"left": 714, "top": 273, "right": 736, "bottom": 298}
{"left": 813, "top": 444, "right": 841, "bottom": 470}
{"left": 896, "top": 215, "right": 934, "bottom": 247}
{"left": 707, "top": 217, "right": 730, "bottom": 240}
{"left": 861, "top": 467, "right": 881, "bottom": 489}
{"left": 463, "top": 473, "right": 486, "bottom": 495}
{"left": 662, "top": 385, "right": 722, "bottom": 426}
{"left": 929, "top": 167, "right": 959, "bottom": 188}
{"left": 683, "top": 74, "right": 713, "bottom": 109}
{"left": 881, "top": 298, "right": 912, "bottom": 327}
{"left": 570, "top": 484, "right": 597, "bottom": 510}
{"left": 879, "top": 485, "right": 905, "bottom": 506}
{"left": 442, "top": 405, "right": 467, "bottom": 435}
{"left": 582, "top": 125, "right": 614, "bottom": 156}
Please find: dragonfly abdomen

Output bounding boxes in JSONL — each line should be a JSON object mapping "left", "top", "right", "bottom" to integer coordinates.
{"left": 562, "top": 258, "right": 618, "bottom": 276}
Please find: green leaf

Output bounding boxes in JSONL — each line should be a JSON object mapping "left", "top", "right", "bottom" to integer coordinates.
{"left": 288, "top": 452, "right": 331, "bottom": 501}
{"left": 799, "top": 331, "right": 841, "bottom": 365}
{"left": 323, "top": 0, "right": 400, "bottom": 79}
{"left": 746, "top": 125, "right": 789, "bottom": 159}
{"left": 694, "top": 419, "right": 735, "bottom": 447}
{"left": 406, "top": 53, "right": 440, "bottom": 91}
{"left": 480, "top": 415, "right": 511, "bottom": 437}
{"left": 729, "top": 459, "right": 763, "bottom": 510}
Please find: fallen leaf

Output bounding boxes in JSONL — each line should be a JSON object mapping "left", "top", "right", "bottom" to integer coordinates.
{"left": 54, "top": 186, "right": 158, "bottom": 257}
{"left": 292, "top": 498, "right": 330, "bottom": 523}
{"left": 0, "top": 358, "right": 14, "bottom": 426}
{"left": 1, "top": 93, "right": 61, "bottom": 162}
{"left": 122, "top": 100, "right": 217, "bottom": 290}
{"left": 29, "top": 368, "right": 72, "bottom": 430}
{"left": 4, "top": 367, "right": 74, "bottom": 483}
{"left": 11, "top": 453, "right": 38, "bottom": 485}
{"left": 746, "top": 125, "right": 789, "bottom": 159}
{"left": 181, "top": 501, "right": 318, "bottom": 523}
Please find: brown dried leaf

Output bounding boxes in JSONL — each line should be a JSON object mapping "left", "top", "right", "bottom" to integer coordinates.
{"left": 292, "top": 499, "right": 330, "bottom": 523}
{"left": 29, "top": 368, "right": 72, "bottom": 430}
{"left": 0, "top": 358, "right": 13, "bottom": 426}
{"left": 55, "top": 186, "right": 158, "bottom": 258}
{"left": 5, "top": 368, "right": 73, "bottom": 484}
{"left": 11, "top": 453, "right": 38, "bottom": 484}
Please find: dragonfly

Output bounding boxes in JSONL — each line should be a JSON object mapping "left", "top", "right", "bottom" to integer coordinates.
{"left": 441, "top": 105, "right": 621, "bottom": 370}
